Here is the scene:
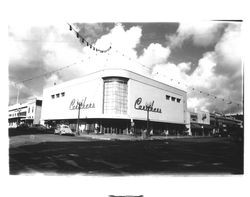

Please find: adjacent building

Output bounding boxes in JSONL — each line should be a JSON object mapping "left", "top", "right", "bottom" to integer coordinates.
{"left": 186, "top": 111, "right": 243, "bottom": 137}
{"left": 210, "top": 113, "right": 242, "bottom": 136}
{"left": 8, "top": 68, "right": 242, "bottom": 138}
{"left": 41, "top": 68, "right": 188, "bottom": 135}
{"left": 8, "top": 98, "right": 42, "bottom": 128}
{"left": 186, "top": 110, "right": 211, "bottom": 136}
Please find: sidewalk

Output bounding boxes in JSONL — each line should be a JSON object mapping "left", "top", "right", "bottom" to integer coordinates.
{"left": 78, "top": 133, "right": 211, "bottom": 141}
{"left": 79, "top": 133, "right": 139, "bottom": 141}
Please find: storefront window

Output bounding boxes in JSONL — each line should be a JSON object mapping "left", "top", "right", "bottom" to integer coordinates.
{"left": 103, "top": 77, "right": 128, "bottom": 114}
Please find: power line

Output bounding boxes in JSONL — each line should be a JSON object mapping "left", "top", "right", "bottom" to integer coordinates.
{"left": 12, "top": 58, "right": 87, "bottom": 85}
{"left": 10, "top": 44, "right": 242, "bottom": 108}
{"left": 112, "top": 48, "right": 243, "bottom": 107}
{"left": 10, "top": 23, "right": 243, "bottom": 110}
{"left": 9, "top": 39, "right": 80, "bottom": 43}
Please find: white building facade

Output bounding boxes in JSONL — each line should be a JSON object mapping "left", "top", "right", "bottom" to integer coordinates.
{"left": 41, "top": 69, "right": 187, "bottom": 135}
{"left": 8, "top": 98, "right": 42, "bottom": 128}
{"left": 186, "top": 110, "right": 211, "bottom": 136}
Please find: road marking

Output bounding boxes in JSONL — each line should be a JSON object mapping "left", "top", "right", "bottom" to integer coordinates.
{"left": 212, "top": 162, "right": 223, "bottom": 166}
{"left": 183, "top": 163, "right": 195, "bottom": 167}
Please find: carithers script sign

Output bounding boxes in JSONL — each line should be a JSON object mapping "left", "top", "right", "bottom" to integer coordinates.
{"left": 69, "top": 97, "right": 95, "bottom": 110}
{"left": 134, "top": 97, "right": 162, "bottom": 113}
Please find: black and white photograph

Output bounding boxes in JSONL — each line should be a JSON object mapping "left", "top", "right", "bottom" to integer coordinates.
{"left": 2, "top": 1, "right": 249, "bottom": 197}
{"left": 8, "top": 21, "right": 243, "bottom": 175}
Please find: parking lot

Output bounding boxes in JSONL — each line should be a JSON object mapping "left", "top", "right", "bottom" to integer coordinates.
{"left": 9, "top": 131, "right": 243, "bottom": 175}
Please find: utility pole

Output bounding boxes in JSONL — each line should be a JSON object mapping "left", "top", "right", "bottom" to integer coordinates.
{"left": 16, "top": 83, "right": 20, "bottom": 127}
{"left": 146, "top": 106, "right": 149, "bottom": 135}
{"left": 16, "top": 85, "right": 20, "bottom": 104}
{"left": 145, "top": 103, "right": 150, "bottom": 138}
{"left": 76, "top": 102, "right": 82, "bottom": 135}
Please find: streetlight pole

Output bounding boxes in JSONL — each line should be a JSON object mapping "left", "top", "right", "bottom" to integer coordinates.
{"left": 146, "top": 106, "right": 149, "bottom": 136}
{"left": 76, "top": 102, "right": 82, "bottom": 135}
{"left": 17, "top": 108, "right": 21, "bottom": 127}
{"left": 16, "top": 86, "right": 20, "bottom": 104}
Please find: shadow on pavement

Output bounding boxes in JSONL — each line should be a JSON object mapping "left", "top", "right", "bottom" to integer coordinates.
{"left": 9, "top": 128, "right": 54, "bottom": 137}
{"left": 9, "top": 138, "right": 243, "bottom": 175}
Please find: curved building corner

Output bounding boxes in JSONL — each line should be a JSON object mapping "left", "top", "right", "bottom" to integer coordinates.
{"left": 41, "top": 68, "right": 188, "bottom": 136}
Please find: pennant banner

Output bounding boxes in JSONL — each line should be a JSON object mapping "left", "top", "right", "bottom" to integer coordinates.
{"left": 68, "top": 23, "right": 242, "bottom": 108}
{"left": 68, "top": 23, "right": 112, "bottom": 53}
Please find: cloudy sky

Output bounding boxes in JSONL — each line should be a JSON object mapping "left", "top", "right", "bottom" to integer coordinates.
{"left": 8, "top": 22, "right": 243, "bottom": 114}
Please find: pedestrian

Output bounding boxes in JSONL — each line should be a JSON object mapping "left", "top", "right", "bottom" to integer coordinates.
{"left": 141, "top": 128, "right": 147, "bottom": 139}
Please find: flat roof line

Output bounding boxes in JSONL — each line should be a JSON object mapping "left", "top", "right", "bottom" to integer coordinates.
{"left": 46, "top": 68, "right": 186, "bottom": 93}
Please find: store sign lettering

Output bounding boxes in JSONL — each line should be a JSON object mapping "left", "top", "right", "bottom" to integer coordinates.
{"left": 202, "top": 113, "right": 207, "bottom": 120}
{"left": 69, "top": 97, "right": 95, "bottom": 110}
{"left": 134, "top": 97, "right": 162, "bottom": 113}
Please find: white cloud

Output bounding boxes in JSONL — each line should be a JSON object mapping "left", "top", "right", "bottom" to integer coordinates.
{"left": 9, "top": 23, "right": 146, "bottom": 105}
{"left": 9, "top": 22, "right": 243, "bottom": 114}
{"left": 68, "top": 23, "right": 145, "bottom": 76}
{"left": 178, "top": 62, "right": 191, "bottom": 73}
{"left": 188, "top": 52, "right": 217, "bottom": 89}
{"left": 151, "top": 62, "right": 189, "bottom": 90}
{"left": 152, "top": 23, "right": 242, "bottom": 113}
{"left": 42, "top": 24, "right": 84, "bottom": 71}
{"left": 182, "top": 23, "right": 242, "bottom": 113}
{"left": 214, "top": 23, "right": 242, "bottom": 76}
{"left": 167, "top": 21, "right": 224, "bottom": 47}
{"left": 138, "top": 43, "right": 171, "bottom": 66}
{"left": 187, "top": 97, "right": 205, "bottom": 111}
{"left": 9, "top": 36, "right": 27, "bottom": 66}
{"left": 42, "top": 42, "right": 83, "bottom": 70}
{"left": 9, "top": 79, "right": 37, "bottom": 104}
{"left": 9, "top": 81, "right": 25, "bottom": 89}
{"left": 95, "top": 23, "right": 141, "bottom": 54}
{"left": 44, "top": 74, "right": 63, "bottom": 88}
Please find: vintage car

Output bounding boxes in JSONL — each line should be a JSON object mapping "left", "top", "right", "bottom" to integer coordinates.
{"left": 54, "top": 124, "right": 74, "bottom": 135}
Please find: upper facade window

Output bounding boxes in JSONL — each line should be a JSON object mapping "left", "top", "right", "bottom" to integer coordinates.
{"left": 52, "top": 92, "right": 65, "bottom": 99}
{"left": 167, "top": 94, "right": 181, "bottom": 103}
{"left": 103, "top": 77, "right": 128, "bottom": 115}
{"left": 191, "top": 114, "right": 198, "bottom": 122}
{"left": 20, "top": 111, "right": 26, "bottom": 116}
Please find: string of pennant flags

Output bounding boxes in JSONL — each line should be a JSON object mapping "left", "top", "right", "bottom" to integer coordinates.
{"left": 67, "top": 23, "right": 112, "bottom": 53}
{"left": 111, "top": 49, "right": 242, "bottom": 107}
{"left": 78, "top": 46, "right": 242, "bottom": 108}
{"left": 12, "top": 47, "right": 242, "bottom": 109}
{"left": 152, "top": 71, "right": 240, "bottom": 106}
{"left": 11, "top": 24, "right": 243, "bottom": 110}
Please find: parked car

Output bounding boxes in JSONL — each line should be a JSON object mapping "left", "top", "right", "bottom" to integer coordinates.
{"left": 16, "top": 123, "right": 29, "bottom": 130}
{"left": 31, "top": 124, "right": 47, "bottom": 131}
{"left": 54, "top": 124, "right": 74, "bottom": 135}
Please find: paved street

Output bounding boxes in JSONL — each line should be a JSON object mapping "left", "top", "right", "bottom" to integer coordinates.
{"left": 9, "top": 134, "right": 243, "bottom": 175}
